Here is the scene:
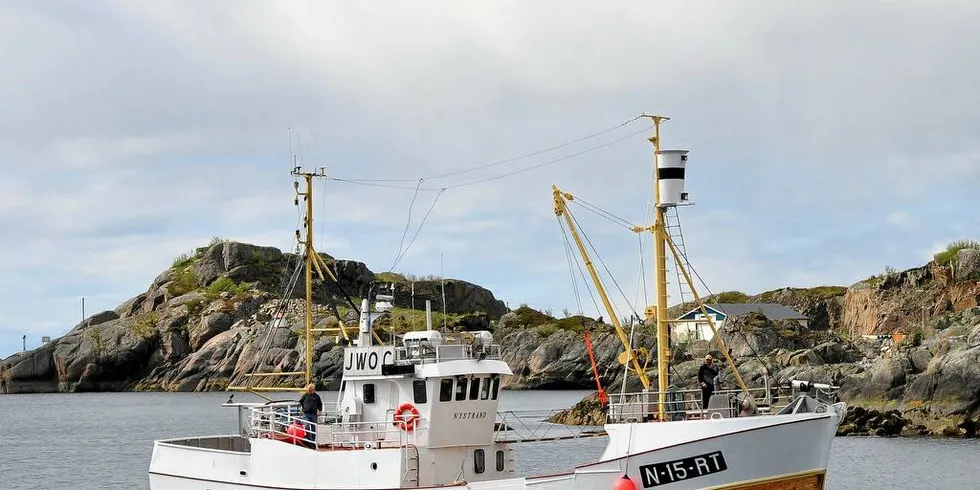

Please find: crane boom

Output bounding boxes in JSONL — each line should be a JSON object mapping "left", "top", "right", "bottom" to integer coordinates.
{"left": 553, "top": 186, "right": 652, "bottom": 391}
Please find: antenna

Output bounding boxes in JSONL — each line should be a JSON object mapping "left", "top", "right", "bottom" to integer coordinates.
{"left": 286, "top": 126, "right": 294, "bottom": 168}
{"left": 441, "top": 254, "right": 447, "bottom": 330}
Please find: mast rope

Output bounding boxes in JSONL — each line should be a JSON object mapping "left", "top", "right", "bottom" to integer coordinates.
{"left": 330, "top": 125, "right": 653, "bottom": 192}
{"left": 559, "top": 218, "right": 603, "bottom": 317}
{"left": 669, "top": 240, "right": 788, "bottom": 400}
{"left": 339, "top": 115, "right": 645, "bottom": 183}
{"left": 558, "top": 217, "right": 597, "bottom": 316}
{"left": 568, "top": 198, "right": 636, "bottom": 230}
{"left": 634, "top": 233, "right": 649, "bottom": 316}
{"left": 568, "top": 208, "right": 642, "bottom": 319}
{"left": 387, "top": 188, "right": 446, "bottom": 273}
{"left": 388, "top": 178, "right": 424, "bottom": 272}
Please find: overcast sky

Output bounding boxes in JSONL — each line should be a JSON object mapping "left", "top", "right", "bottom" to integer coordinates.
{"left": 2, "top": 1, "right": 978, "bottom": 357}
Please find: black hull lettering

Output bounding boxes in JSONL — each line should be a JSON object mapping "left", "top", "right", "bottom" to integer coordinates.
{"left": 638, "top": 451, "right": 727, "bottom": 488}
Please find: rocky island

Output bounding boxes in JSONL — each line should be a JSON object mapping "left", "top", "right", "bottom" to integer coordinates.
{"left": 2, "top": 240, "right": 979, "bottom": 438}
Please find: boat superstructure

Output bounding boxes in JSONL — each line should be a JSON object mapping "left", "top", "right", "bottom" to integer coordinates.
{"left": 148, "top": 116, "right": 845, "bottom": 490}
{"left": 149, "top": 167, "right": 530, "bottom": 489}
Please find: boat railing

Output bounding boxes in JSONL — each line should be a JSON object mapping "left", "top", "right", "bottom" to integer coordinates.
{"left": 493, "top": 409, "right": 606, "bottom": 443}
{"left": 394, "top": 343, "right": 502, "bottom": 364}
{"left": 242, "top": 403, "right": 424, "bottom": 449}
{"left": 606, "top": 387, "right": 776, "bottom": 423}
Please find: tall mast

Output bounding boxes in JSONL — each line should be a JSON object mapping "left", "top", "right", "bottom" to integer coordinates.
{"left": 648, "top": 115, "right": 671, "bottom": 421}
{"left": 292, "top": 167, "right": 327, "bottom": 387}
{"left": 639, "top": 116, "right": 748, "bottom": 419}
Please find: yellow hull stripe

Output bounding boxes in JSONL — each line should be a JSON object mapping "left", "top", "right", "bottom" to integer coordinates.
{"left": 702, "top": 469, "right": 826, "bottom": 490}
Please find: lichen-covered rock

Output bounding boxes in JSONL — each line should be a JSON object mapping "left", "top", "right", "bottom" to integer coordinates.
{"left": 954, "top": 249, "right": 980, "bottom": 283}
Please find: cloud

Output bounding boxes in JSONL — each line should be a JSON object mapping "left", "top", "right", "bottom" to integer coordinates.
{"left": 1, "top": 1, "right": 979, "bottom": 356}
{"left": 886, "top": 212, "right": 911, "bottom": 230}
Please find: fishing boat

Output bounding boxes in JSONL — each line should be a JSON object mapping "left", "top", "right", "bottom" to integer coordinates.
{"left": 147, "top": 116, "right": 845, "bottom": 490}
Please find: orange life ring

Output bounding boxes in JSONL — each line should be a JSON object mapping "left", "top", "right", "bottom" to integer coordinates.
{"left": 393, "top": 403, "right": 420, "bottom": 432}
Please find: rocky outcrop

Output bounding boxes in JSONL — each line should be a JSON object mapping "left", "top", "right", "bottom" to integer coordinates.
{"left": 0, "top": 241, "right": 509, "bottom": 394}
{"left": 836, "top": 406, "right": 909, "bottom": 436}
{"left": 5, "top": 238, "right": 980, "bottom": 441}
{"left": 751, "top": 287, "right": 846, "bottom": 331}
{"left": 498, "top": 327, "right": 654, "bottom": 390}
{"left": 387, "top": 280, "right": 508, "bottom": 319}
{"left": 840, "top": 263, "right": 980, "bottom": 336}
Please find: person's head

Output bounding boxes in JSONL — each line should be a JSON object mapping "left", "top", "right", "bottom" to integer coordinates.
{"left": 704, "top": 354, "right": 713, "bottom": 366}
{"left": 306, "top": 383, "right": 315, "bottom": 394}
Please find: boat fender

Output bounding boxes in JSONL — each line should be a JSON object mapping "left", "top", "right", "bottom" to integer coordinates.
{"left": 613, "top": 475, "right": 636, "bottom": 490}
{"left": 286, "top": 421, "right": 306, "bottom": 444}
{"left": 393, "top": 403, "right": 420, "bottom": 432}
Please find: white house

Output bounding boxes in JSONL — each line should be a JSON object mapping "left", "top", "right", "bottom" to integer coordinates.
{"left": 673, "top": 303, "right": 809, "bottom": 342}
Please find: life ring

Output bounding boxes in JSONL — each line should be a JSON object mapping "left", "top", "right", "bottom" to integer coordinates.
{"left": 393, "top": 403, "right": 420, "bottom": 432}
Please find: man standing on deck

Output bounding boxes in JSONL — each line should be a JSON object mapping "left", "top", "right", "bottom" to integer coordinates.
{"left": 698, "top": 355, "right": 718, "bottom": 411}
{"left": 299, "top": 383, "right": 322, "bottom": 448}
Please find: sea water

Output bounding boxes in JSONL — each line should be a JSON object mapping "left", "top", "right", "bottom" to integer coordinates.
{"left": 0, "top": 390, "right": 976, "bottom": 489}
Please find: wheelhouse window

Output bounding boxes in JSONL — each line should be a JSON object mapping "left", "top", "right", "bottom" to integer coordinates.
{"left": 491, "top": 377, "right": 500, "bottom": 400}
{"left": 413, "top": 380, "right": 427, "bottom": 404}
{"left": 363, "top": 383, "right": 375, "bottom": 404}
{"left": 439, "top": 379, "right": 453, "bottom": 402}
{"left": 455, "top": 377, "right": 468, "bottom": 401}
{"left": 469, "top": 377, "right": 480, "bottom": 400}
{"left": 480, "top": 377, "right": 490, "bottom": 400}
{"left": 474, "top": 449, "right": 485, "bottom": 474}
{"left": 496, "top": 450, "right": 505, "bottom": 471}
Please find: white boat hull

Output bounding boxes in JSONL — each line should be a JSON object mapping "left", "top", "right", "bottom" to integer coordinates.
{"left": 523, "top": 412, "right": 835, "bottom": 490}
{"left": 149, "top": 412, "right": 836, "bottom": 490}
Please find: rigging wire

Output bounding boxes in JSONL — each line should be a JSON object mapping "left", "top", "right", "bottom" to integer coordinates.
{"left": 560, "top": 221, "right": 584, "bottom": 316}
{"left": 330, "top": 125, "right": 654, "bottom": 192}
{"left": 388, "top": 188, "right": 447, "bottom": 273}
{"left": 634, "top": 233, "right": 649, "bottom": 311}
{"left": 340, "top": 115, "right": 645, "bottom": 183}
{"left": 558, "top": 217, "right": 601, "bottom": 317}
{"left": 388, "top": 179, "right": 424, "bottom": 272}
{"left": 568, "top": 208, "right": 642, "bottom": 320}
{"left": 670, "top": 240, "right": 789, "bottom": 399}
{"left": 556, "top": 216, "right": 602, "bottom": 317}
{"left": 568, "top": 198, "right": 636, "bottom": 230}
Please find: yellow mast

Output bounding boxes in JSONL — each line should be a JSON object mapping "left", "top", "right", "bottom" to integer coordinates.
{"left": 629, "top": 115, "right": 671, "bottom": 420}
{"left": 632, "top": 117, "right": 747, "bottom": 420}
{"left": 301, "top": 171, "right": 315, "bottom": 386}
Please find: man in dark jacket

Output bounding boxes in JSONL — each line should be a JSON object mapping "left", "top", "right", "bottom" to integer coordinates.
{"left": 698, "top": 355, "right": 718, "bottom": 411}
{"left": 298, "top": 383, "right": 322, "bottom": 447}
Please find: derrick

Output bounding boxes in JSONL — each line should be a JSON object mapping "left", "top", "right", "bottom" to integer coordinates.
{"left": 553, "top": 186, "right": 652, "bottom": 391}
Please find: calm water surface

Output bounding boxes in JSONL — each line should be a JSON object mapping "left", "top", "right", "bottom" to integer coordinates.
{"left": 0, "top": 391, "right": 977, "bottom": 489}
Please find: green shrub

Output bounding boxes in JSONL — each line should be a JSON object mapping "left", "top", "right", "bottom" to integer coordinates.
{"left": 536, "top": 323, "right": 560, "bottom": 337}
{"left": 208, "top": 236, "right": 228, "bottom": 247}
{"left": 130, "top": 312, "right": 158, "bottom": 338}
{"left": 186, "top": 298, "right": 205, "bottom": 316}
{"left": 934, "top": 239, "right": 980, "bottom": 266}
{"left": 204, "top": 277, "right": 251, "bottom": 300}
{"left": 375, "top": 272, "right": 408, "bottom": 283}
{"left": 806, "top": 286, "right": 847, "bottom": 299}
{"left": 171, "top": 251, "right": 195, "bottom": 269}
{"left": 512, "top": 306, "right": 554, "bottom": 328}
{"left": 167, "top": 267, "right": 198, "bottom": 296}
{"left": 911, "top": 330, "right": 923, "bottom": 347}
{"left": 715, "top": 291, "right": 749, "bottom": 303}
